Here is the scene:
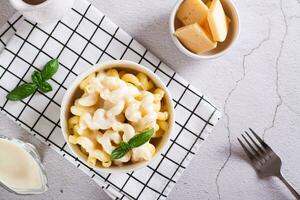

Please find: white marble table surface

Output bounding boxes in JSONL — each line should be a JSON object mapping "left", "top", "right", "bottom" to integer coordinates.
{"left": 1, "top": 0, "right": 300, "bottom": 199}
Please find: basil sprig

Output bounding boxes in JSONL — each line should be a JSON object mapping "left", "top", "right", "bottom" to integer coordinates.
{"left": 111, "top": 128, "right": 154, "bottom": 160}
{"left": 6, "top": 59, "right": 59, "bottom": 101}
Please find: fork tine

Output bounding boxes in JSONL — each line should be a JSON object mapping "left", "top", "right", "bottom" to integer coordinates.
{"left": 245, "top": 131, "right": 265, "bottom": 154}
{"left": 249, "top": 128, "right": 270, "bottom": 150}
{"left": 241, "top": 134, "right": 260, "bottom": 157}
{"left": 237, "top": 137, "right": 255, "bottom": 161}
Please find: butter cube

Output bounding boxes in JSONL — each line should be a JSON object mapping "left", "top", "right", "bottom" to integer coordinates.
{"left": 175, "top": 23, "right": 217, "bottom": 54}
{"left": 177, "top": 0, "right": 208, "bottom": 25}
{"left": 207, "top": 0, "right": 230, "bottom": 42}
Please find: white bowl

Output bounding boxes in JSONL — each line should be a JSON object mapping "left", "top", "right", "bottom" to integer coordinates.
{"left": 60, "top": 60, "right": 175, "bottom": 173}
{"left": 169, "top": 0, "right": 240, "bottom": 59}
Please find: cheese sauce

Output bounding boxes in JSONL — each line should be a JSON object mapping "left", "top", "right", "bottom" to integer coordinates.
{"left": 0, "top": 138, "right": 47, "bottom": 194}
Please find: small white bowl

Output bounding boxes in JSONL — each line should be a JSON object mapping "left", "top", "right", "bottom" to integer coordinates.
{"left": 169, "top": 0, "right": 240, "bottom": 59}
{"left": 60, "top": 60, "right": 175, "bottom": 173}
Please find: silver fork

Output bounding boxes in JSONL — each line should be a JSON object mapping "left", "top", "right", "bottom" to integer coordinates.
{"left": 238, "top": 128, "right": 300, "bottom": 200}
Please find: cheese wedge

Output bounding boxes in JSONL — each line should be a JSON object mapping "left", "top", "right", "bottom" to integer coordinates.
{"left": 175, "top": 23, "right": 217, "bottom": 54}
{"left": 202, "top": 19, "right": 214, "bottom": 41}
{"left": 207, "top": 0, "right": 230, "bottom": 42}
{"left": 176, "top": 0, "right": 208, "bottom": 25}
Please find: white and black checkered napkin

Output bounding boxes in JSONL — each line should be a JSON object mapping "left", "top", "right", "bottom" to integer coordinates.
{"left": 0, "top": 1, "right": 221, "bottom": 199}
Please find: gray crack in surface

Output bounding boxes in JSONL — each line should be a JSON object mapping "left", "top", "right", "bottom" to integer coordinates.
{"left": 215, "top": 22, "right": 271, "bottom": 200}
{"left": 263, "top": 0, "right": 288, "bottom": 140}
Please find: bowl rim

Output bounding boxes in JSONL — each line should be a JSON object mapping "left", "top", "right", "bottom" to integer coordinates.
{"left": 169, "top": 0, "right": 240, "bottom": 60}
{"left": 60, "top": 60, "right": 175, "bottom": 173}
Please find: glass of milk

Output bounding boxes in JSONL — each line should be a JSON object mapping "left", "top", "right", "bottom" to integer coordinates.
{"left": 0, "top": 136, "right": 48, "bottom": 195}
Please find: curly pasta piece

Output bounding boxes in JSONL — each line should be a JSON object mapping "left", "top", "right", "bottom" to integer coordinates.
{"left": 137, "top": 73, "right": 154, "bottom": 90}
{"left": 70, "top": 100, "right": 97, "bottom": 116}
{"left": 131, "top": 142, "right": 155, "bottom": 162}
{"left": 102, "top": 76, "right": 125, "bottom": 90}
{"left": 96, "top": 130, "right": 132, "bottom": 163}
{"left": 153, "top": 88, "right": 165, "bottom": 102}
{"left": 78, "top": 92, "right": 99, "bottom": 107}
{"left": 140, "top": 91, "right": 155, "bottom": 113}
{"left": 106, "top": 69, "right": 119, "bottom": 78}
{"left": 125, "top": 101, "right": 142, "bottom": 122}
{"left": 100, "top": 85, "right": 139, "bottom": 104}
{"left": 68, "top": 116, "right": 79, "bottom": 132}
{"left": 80, "top": 73, "right": 96, "bottom": 90}
{"left": 140, "top": 112, "right": 158, "bottom": 131}
{"left": 88, "top": 149, "right": 111, "bottom": 167}
{"left": 81, "top": 109, "right": 111, "bottom": 130}
{"left": 112, "top": 123, "right": 136, "bottom": 142}
{"left": 85, "top": 78, "right": 104, "bottom": 94}
{"left": 69, "top": 131, "right": 111, "bottom": 167}
{"left": 69, "top": 135, "right": 97, "bottom": 152}
{"left": 153, "top": 120, "right": 169, "bottom": 137}
{"left": 121, "top": 73, "right": 141, "bottom": 87}
{"left": 81, "top": 100, "right": 125, "bottom": 131}
{"left": 73, "top": 122, "right": 92, "bottom": 136}
{"left": 87, "top": 156, "right": 97, "bottom": 166}
{"left": 96, "top": 130, "right": 121, "bottom": 154}
{"left": 102, "top": 160, "right": 112, "bottom": 168}
{"left": 106, "top": 101, "right": 125, "bottom": 118}
{"left": 127, "top": 91, "right": 158, "bottom": 131}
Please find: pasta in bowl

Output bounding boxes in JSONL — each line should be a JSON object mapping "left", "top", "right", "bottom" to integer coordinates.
{"left": 60, "top": 60, "right": 174, "bottom": 173}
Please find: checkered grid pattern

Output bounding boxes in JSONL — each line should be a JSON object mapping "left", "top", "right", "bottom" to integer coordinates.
{"left": 0, "top": 13, "right": 23, "bottom": 52}
{"left": 0, "top": 1, "right": 221, "bottom": 199}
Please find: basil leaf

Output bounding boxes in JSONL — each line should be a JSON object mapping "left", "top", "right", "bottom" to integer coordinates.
{"left": 41, "top": 58, "right": 59, "bottom": 81}
{"left": 111, "top": 142, "right": 130, "bottom": 160}
{"left": 128, "top": 128, "right": 154, "bottom": 148}
{"left": 38, "top": 81, "right": 52, "bottom": 93}
{"left": 6, "top": 58, "right": 59, "bottom": 101}
{"left": 31, "top": 71, "right": 43, "bottom": 86}
{"left": 6, "top": 83, "right": 37, "bottom": 101}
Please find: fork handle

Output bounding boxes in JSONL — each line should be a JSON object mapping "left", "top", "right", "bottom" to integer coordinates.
{"left": 278, "top": 173, "right": 300, "bottom": 200}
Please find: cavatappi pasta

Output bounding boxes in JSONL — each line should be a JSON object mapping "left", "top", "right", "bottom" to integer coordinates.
{"left": 68, "top": 68, "right": 170, "bottom": 167}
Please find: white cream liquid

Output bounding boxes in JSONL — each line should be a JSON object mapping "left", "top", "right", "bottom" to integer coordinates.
{"left": 0, "top": 139, "right": 44, "bottom": 193}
